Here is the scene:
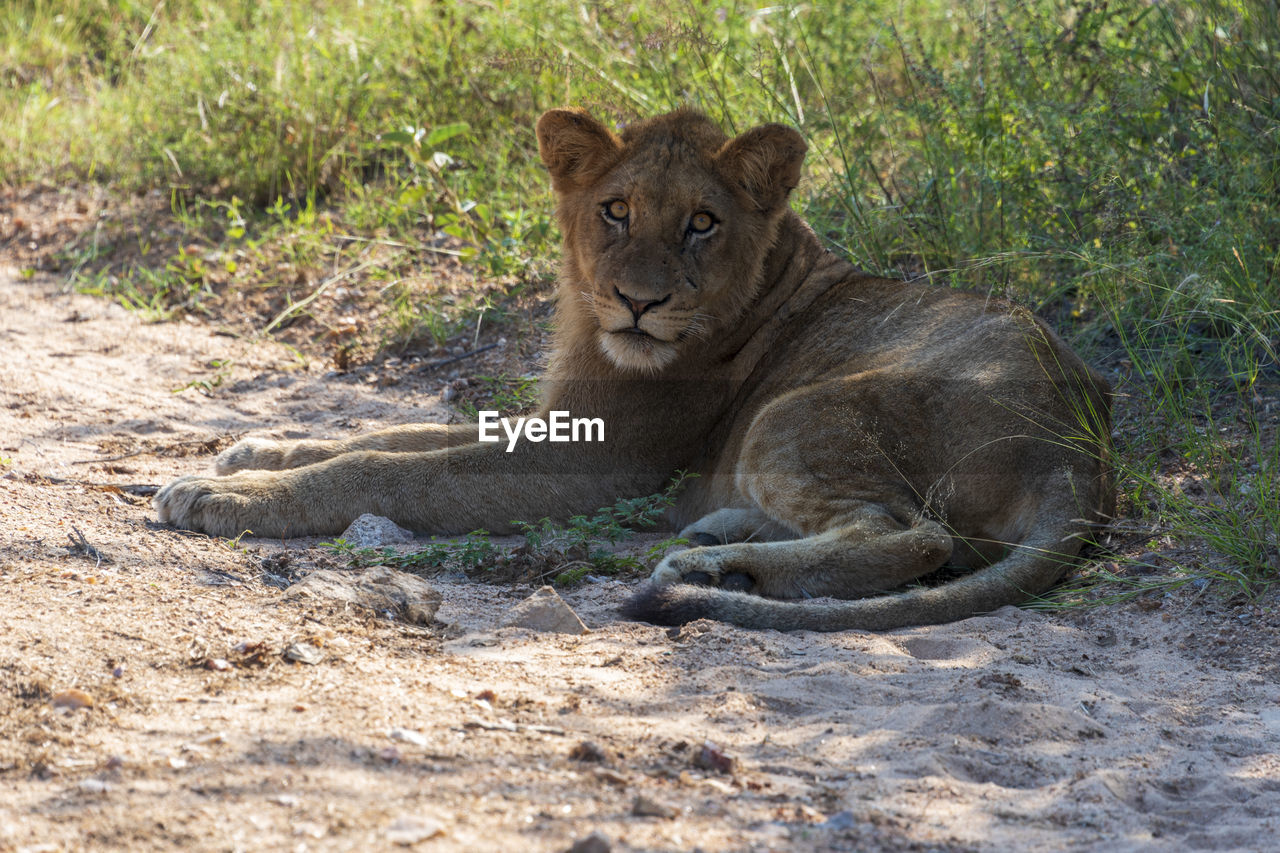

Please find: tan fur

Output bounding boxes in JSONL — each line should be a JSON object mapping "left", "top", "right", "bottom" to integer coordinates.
{"left": 155, "top": 108, "right": 1113, "bottom": 631}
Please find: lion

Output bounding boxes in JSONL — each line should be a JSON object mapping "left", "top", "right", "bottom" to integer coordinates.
{"left": 155, "top": 107, "right": 1113, "bottom": 631}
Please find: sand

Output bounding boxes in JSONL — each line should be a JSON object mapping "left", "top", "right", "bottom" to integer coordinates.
{"left": 2, "top": 269, "right": 1278, "bottom": 852}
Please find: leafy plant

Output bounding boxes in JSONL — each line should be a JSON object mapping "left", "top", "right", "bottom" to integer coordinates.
{"left": 320, "top": 529, "right": 499, "bottom": 574}
{"left": 320, "top": 471, "right": 696, "bottom": 585}
{"left": 171, "top": 359, "right": 235, "bottom": 395}
{"left": 510, "top": 470, "right": 695, "bottom": 584}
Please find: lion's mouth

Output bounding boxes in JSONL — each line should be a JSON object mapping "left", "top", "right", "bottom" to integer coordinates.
{"left": 599, "top": 325, "right": 679, "bottom": 372}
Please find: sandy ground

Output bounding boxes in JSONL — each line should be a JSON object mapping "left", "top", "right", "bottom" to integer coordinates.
{"left": 2, "top": 268, "right": 1280, "bottom": 852}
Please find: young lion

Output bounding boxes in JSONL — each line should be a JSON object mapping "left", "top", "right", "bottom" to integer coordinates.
{"left": 156, "top": 107, "right": 1113, "bottom": 631}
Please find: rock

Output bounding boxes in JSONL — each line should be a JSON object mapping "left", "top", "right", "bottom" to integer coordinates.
{"left": 698, "top": 776, "right": 735, "bottom": 794}
{"left": 78, "top": 778, "right": 110, "bottom": 794}
{"left": 594, "top": 767, "right": 629, "bottom": 787}
{"left": 284, "top": 566, "right": 442, "bottom": 624}
{"left": 568, "top": 740, "right": 607, "bottom": 763}
{"left": 631, "top": 794, "right": 676, "bottom": 818}
{"left": 386, "top": 816, "right": 446, "bottom": 845}
{"left": 820, "top": 810, "right": 859, "bottom": 831}
{"left": 693, "top": 739, "right": 735, "bottom": 774}
{"left": 566, "top": 831, "right": 611, "bottom": 853}
{"left": 389, "top": 727, "right": 428, "bottom": 747}
{"left": 50, "top": 689, "right": 94, "bottom": 710}
{"left": 282, "top": 642, "right": 325, "bottom": 665}
{"left": 499, "top": 586, "right": 588, "bottom": 634}
{"left": 339, "top": 513, "right": 414, "bottom": 549}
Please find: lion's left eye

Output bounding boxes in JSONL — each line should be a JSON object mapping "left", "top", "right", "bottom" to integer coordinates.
{"left": 688, "top": 212, "right": 715, "bottom": 234}
{"left": 603, "top": 200, "right": 630, "bottom": 222}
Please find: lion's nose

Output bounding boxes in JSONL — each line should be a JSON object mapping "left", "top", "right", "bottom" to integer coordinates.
{"left": 615, "top": 288, "right": 671, "bottom": 322}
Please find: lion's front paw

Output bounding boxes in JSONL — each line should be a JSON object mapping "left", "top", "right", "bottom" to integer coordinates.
{"left": 215, "top": 437, "right": 289, "bottom": 475}
{"left": 154, "top": 472, "right": 300, "bottom": 539}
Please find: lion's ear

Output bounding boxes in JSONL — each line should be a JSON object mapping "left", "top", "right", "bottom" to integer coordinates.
{"left": 716, "top": 123, "right": 807, "bottom": 212}
{"left": 537, "top": 108, "right": 623, "bottom": 194}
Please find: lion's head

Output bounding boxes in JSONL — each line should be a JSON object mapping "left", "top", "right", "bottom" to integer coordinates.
{"left": 537, "top": 108, "right": 806, "bottom": 373}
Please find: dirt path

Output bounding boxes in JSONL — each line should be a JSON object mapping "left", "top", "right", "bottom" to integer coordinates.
{"left": 2, "top": 268, "right": 1279, "bottom": 852}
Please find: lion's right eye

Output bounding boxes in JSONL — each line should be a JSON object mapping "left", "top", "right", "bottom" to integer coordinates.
{"left": 602, "top": 200, "right": 630, "bottom": 223}
{"left": 689, "top": 212, "right": 715, "bottom": 234}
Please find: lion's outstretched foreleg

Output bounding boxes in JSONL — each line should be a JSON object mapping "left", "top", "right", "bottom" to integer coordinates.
{"left": 215, "top": 423, "right": 480, "bottom": 474}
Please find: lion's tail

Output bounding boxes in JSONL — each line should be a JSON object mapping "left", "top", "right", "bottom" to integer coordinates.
{"left": 621, "top": 522, "right": 1093, "bottom": 632}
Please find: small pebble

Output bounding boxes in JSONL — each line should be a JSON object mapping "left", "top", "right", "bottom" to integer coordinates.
{"left": 699, "top": 777, "right": 735, "bottom": 795}
{"left": 389, "top": 727, "right": 428, "bottom": 747}
{"left": 566, "top": 831, "right": 611, "bottom": 853}
{"left": 50, "top": 689, "right": 94, "bottom": 710}
{"left": 693, "top": 739, "right": 735, "bottom": 774}
{"left": 283, "top": 642, "right": 325, "bottom": 665}
{"left": 386, "top": 816, "right": 445, "bottom": 845}
{"left": 594, "top": 767, "right": 628, "bottom": 787}
{"left": 821, "top": 810, "right": 859, "bottom": 831}
{"left": 568, "top": 740, "right": 606, "bottom": 763}
{"left": 631, "top": 795, "right": 676, "bottom": 819}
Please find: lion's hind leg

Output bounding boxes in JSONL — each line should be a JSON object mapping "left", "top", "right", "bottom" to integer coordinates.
{"left": 674, "top": 506, "right": 797, "bottom": 591}
{"left": 679, "top": 507, "right": 794, "bottom": 547}
{"left": 652, "top": 505, "right": 953, "bottom": 600}
{"left": 651, "top": 377, "right": 953, "bottom": 599}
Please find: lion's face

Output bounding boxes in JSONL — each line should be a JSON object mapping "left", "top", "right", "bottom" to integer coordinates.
{"left": 537, "top": 108, "right": 807, "bottom": 373}
{"left": 567, "top": 151, "right": 755, "bottom": 373}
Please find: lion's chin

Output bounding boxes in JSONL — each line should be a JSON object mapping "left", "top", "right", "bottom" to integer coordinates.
{"left": 600, "top": 330, "right": 678, "bottom": 373}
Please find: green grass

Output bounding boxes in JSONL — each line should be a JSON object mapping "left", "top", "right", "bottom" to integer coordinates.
{"left": 3, "top": 0, "right": 1278, "bottom": 597}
